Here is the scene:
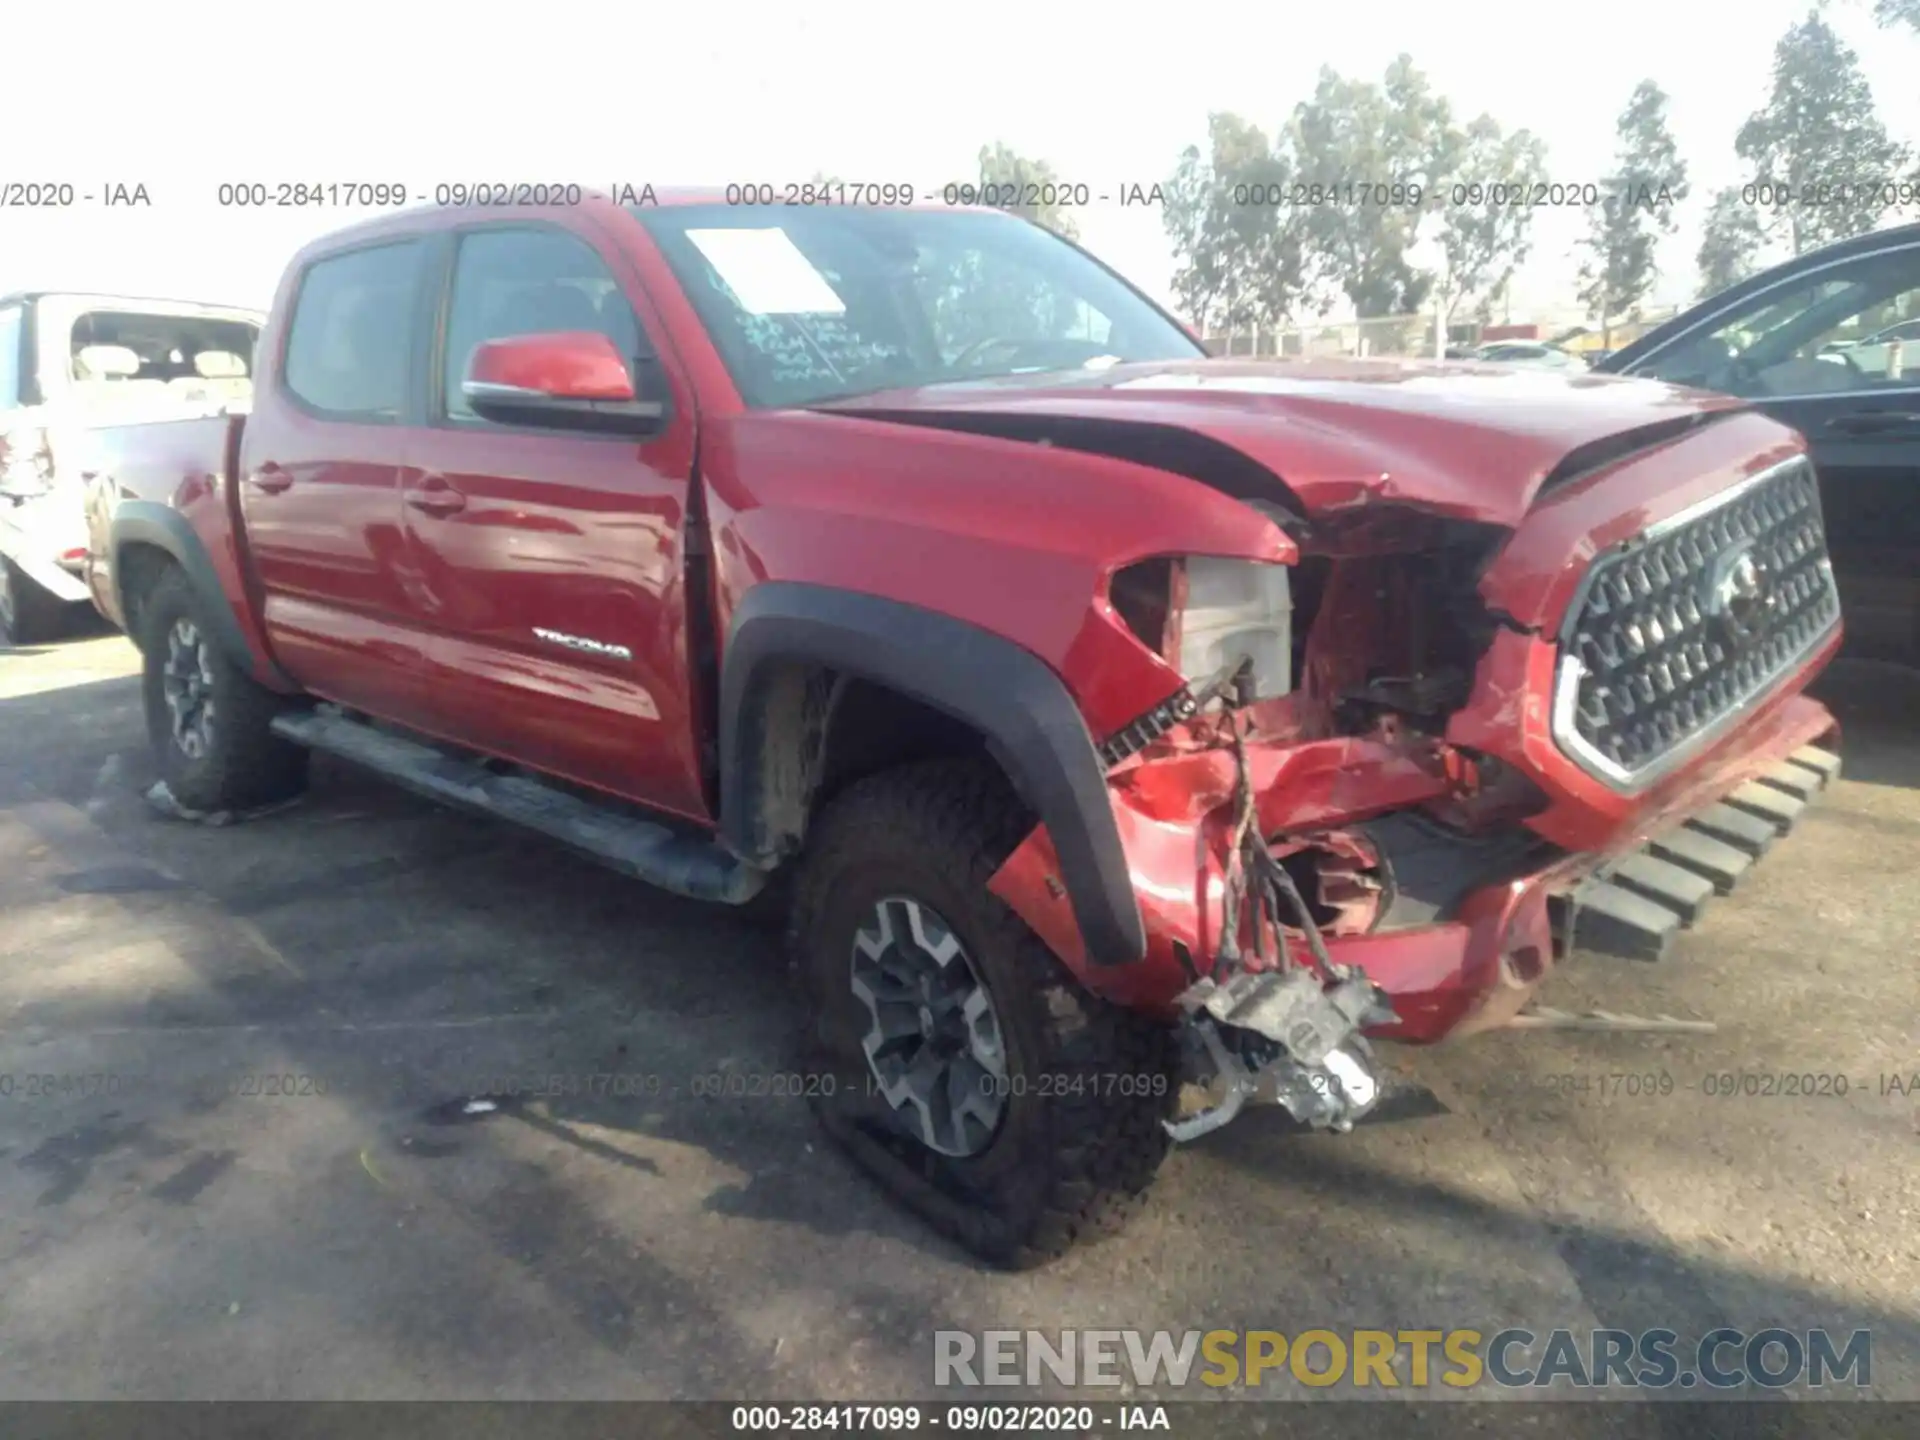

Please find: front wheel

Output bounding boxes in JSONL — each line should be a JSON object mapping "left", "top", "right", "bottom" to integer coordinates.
{"left": 791, "top": 758, "right": 1177, "bottom": 1268}
{"left": 138, "top": 567, "right": 308, "bottom": 812}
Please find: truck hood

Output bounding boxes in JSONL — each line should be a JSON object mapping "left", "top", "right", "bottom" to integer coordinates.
{"left": 816, "top": 357, "right": 1748, "bottom": 529}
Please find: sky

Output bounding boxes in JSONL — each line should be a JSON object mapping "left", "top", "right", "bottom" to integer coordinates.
{"left": 5, "top": 0, "right": 1917, "bottom": 323}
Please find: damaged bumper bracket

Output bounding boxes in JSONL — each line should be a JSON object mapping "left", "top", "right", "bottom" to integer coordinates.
{"left": 1165, "top": 968, "right": 1397, "bottom": 1142}
{"left": 1159, "top": 696, "right": 1401, "bottom": 1144}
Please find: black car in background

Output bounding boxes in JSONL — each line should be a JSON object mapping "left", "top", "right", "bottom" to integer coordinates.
{"left": 1599, "top": 222, "right": 1920, "bottom": 664}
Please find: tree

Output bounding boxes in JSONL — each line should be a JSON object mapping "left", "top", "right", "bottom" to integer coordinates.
{"left": 1284, "top": 56, "right": 1464, "bottom": 319}
{"left": 1696, "top": 187, "right": 1766, "bottom": 298}
{"left": 1432, "top": 116, "right": 1549, "bottom": 344}
{"left": 962, "top": 143, "right": 1081, "bottom": 239}
{"left": 1161, "top": 113, "right": 1312, "bottom": 340}
{"left": 1735, "top": 13, "right": 1910, "bottom": 255}
{"left": 1872, "top": 0, "right": 1920, "bottom": 32}
{"left": 1162, "top": 143, "right": 1222, "bottom": 330}
{"left": 930, "top": 145, "right": 1090, "bottom": 352}
{"left": 1577, "top": 80, "right": 1689, "bottom": 347}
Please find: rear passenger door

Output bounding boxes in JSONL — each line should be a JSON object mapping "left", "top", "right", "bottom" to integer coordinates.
{"left": 400, "top": 219, "right": 709, "bottom": 820}
{"left": 241, "top": 238, "right": 435, "bottom": 728}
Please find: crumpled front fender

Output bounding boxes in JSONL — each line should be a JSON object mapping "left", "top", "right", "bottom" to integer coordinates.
{"left": 988, "top": 731, "right": 1456, "bottom": 1018}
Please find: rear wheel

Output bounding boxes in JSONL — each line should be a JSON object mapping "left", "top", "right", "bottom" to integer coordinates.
{"left": 0, "top": 558, "right": 74, "bottom": 645}
{"left": 138, "top": 567, "right": 307, "bottom": 812}
{"left": 791, "top": 758, "right": 1177, "bottom": 1268}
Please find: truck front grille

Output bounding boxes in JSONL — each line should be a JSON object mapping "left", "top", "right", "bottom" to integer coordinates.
{"left": 1554, "top": 456, "right": 1839, "bottom": 788}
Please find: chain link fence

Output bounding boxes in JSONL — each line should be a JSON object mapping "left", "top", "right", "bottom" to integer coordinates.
{"left": 1198, "top": 307, "right": 1685, "bottom": 361}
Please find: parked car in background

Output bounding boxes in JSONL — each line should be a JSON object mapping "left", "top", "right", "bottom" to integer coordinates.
{"left": 1818, "top": 316, "right": 1920, "bottom": 380}
{"left": 1599, "top": 222, "right": 1920, "bottom": 664}
{"left": 1472, "top": 340, "right": 1589, "bottom": 370}
{"left": 0, "top": 293, "right": 263, "bottom": 643}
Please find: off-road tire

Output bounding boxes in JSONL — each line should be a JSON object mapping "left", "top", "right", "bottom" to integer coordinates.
{"left": 0, "top": 557, "right": 75, "bottom": 645}
{"left": 139, "top": 566, "right": 308, "bottom": 812}
{"left": 791, "top": 757, "right": 1177, "bottom": 1268}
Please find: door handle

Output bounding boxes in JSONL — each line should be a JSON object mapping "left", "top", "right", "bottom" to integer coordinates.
{"left": 1827, "top": 410, "right": 1920, "bottom": 435}
{"left": 247, "top": 464, "right": 293, "bottom": 494}
{"left": 405, "top": 475, "right": 467, "bottom": 516}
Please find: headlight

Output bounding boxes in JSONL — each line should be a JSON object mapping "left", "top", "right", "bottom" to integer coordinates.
{"left": 1179, "top": 557, "right": 1293, "bottom": 700}
{"left": 1109, "top": 555, "right": 1294, "bottom": 701}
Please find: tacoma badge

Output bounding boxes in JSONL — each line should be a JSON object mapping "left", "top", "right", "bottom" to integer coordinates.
{"left": 532, "top": 627, "right": 633, "bottom": 661}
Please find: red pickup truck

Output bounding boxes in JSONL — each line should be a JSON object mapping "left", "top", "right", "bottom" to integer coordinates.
{"left": 82, "top": 193, "right": 1844, "bottom": 1267}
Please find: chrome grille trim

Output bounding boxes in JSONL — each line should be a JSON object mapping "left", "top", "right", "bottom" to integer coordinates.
{"left": 1551, "top": 455, "right": 1840, "bottom": 792}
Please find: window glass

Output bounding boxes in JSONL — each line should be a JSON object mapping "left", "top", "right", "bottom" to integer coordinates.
{"left": 635, "top": 205, "right": 1198, "bottom": 408}
{"left": 65, "top": 310, "right": 260, "bottom": 413}
{"left": 1636, "top": 244, "right": 1920, "bottom": 398}
{"left": 441, "top": 227, "right": 648, "bottom": 422}
{"left": 1865, "top": 317, "right": 1920, "bottom": 344}
{"left": 283, "top": 242, "right": 423, "bottom": 418}
{"left": 0, "top": 306, "right": 22, "bottom": 409}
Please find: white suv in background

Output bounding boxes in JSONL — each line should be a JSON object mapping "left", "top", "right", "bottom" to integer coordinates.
{"left": 0, "top": 292, "right": 263, "bottom": 643}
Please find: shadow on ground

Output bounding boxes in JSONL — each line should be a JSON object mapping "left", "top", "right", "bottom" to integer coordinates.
{"left": 0, "top": 638, "right": 1914, "bottom": 1410}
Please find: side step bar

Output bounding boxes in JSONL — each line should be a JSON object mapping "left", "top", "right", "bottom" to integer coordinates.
{"left": 271, "top": 707, "right": 769, "bottom": 905}
{"left": 1555, "top": 745, "right": 1840, "bottom": 963}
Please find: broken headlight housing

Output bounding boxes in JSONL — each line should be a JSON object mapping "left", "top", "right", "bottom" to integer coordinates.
{"left": 1109, "top": 555, "right": 1294, "bottom": 702}
{"left": 0, "top": 426, "right": 55, "bottom": 500}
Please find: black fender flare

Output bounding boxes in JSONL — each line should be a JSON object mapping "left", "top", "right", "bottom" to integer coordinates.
{"left": 110, "top": 501, "right": 268, "bottom": 680}
{"left": 719, "top": 582, "right": 1146, "bottom": 968}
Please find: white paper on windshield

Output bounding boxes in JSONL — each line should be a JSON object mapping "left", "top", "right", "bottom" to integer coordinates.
{"left": 686, "top": 228, "right": 847, "bottom": 316}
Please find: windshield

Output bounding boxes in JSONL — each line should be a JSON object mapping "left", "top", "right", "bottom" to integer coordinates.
{"left": 632, "top": 205, "right": 1202, "bottom": 407}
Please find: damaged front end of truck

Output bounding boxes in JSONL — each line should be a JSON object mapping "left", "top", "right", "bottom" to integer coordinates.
{"left": 976, "top": 392, "right": 1846, "bottom": 1146}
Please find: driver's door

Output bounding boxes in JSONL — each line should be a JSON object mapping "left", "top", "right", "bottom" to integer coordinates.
{"left": 1621, "top": 234, "right": 1920, "bottom": 660}
{"left": 400, "top": 219, "right": 709, "bottom": 821}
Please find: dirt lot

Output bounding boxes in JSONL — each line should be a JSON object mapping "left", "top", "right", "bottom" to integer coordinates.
{"left": 1, "top": 622, "right": 1915, "bottom": 1418}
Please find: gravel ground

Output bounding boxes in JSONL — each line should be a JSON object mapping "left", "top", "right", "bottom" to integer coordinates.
{"left": 1, "top": 623, "right": 1914, "bottom": 1426}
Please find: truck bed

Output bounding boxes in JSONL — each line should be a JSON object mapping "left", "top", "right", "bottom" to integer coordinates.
{"left": 80, "top": 411, "right": 244, "bottom": 632}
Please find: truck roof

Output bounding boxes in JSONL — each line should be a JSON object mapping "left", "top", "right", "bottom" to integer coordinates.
{"left": 280, "top": 186, "right": 1007, "bottom": 261}
{"left": 0, "top": 290, "right": 265, "bottom": 317}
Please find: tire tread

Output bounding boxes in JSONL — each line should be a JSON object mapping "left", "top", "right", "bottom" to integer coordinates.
{"left": 140, "top": 567, "right": 307, "bottom": 812}
{"left": 791, "top": 757, "right": 1174, "bottom": 1269}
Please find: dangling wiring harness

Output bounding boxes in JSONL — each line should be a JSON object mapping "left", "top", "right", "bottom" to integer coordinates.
{"left": 1156, "top": 659, "right": 1397, "bottom": 1141}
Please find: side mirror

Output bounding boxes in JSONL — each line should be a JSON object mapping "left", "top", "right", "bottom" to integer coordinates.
{"left": 463, "top": 332, "right": 666, "bottom": 435}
